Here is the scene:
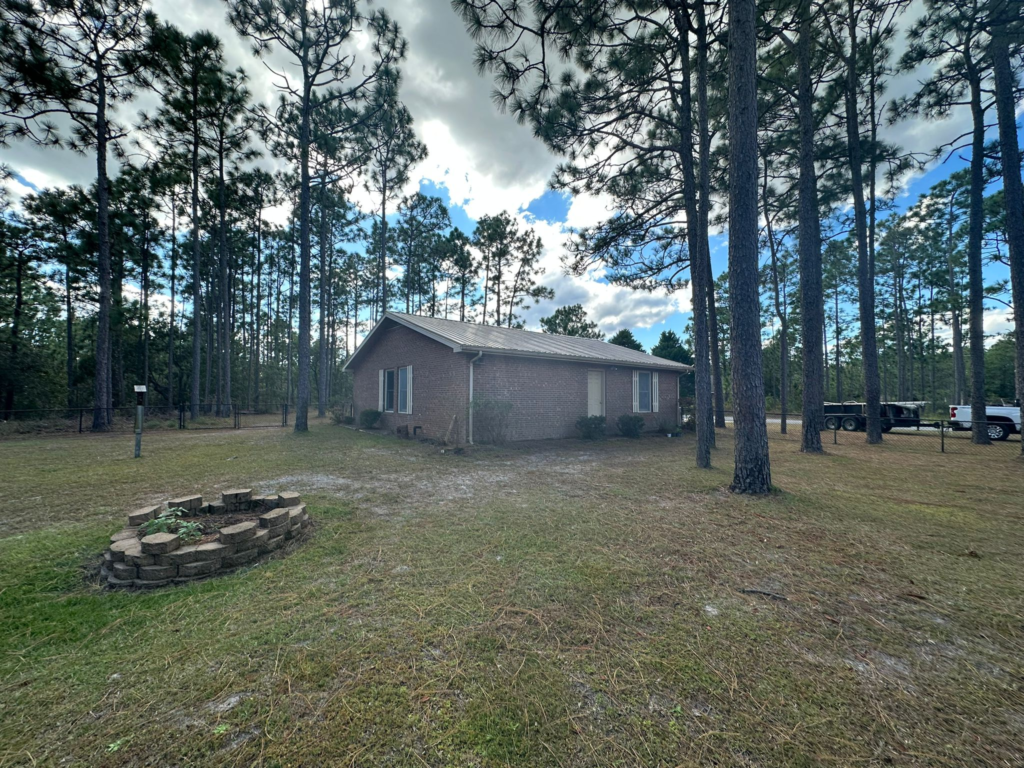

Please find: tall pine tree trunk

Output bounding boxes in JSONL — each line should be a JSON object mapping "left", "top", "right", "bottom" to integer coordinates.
{"left": 295, "top": 88, "right": 313, "bottom": 432}
{"left": 190, "top": 104, "right": 202, "bottom": 420}
{"left": 966, "top": 68, "right": 990, "bottom": 444}
{"left": 991, "top": 5, "right": 1024, "bottom": 453}
{"left": 843, "top": 0, "right": 882, "bottom": 443}
{"left": 92, "top": 68, "right": 113, "bottom": 431}
{"left": 696, "top": 1, "right": 722, "bottom": 438}
{"left": 65, "top": 260, "right": 74, "bottom": 408}
{"left": 670, "top": 1, "right": 713, "bottom": 468}
{"left": 797, "top": 1, "right": 824, "bottom": 452}
{"left": 218, "top": 140, "right": 232, "bottom": 418}
{"left": 169, "top": 204, "right": 176, "bottom": 407}
{"left": 727, "top": 0, "right": 771, "bottom": 493}
{"left": 318, "top": 174, "right": 329, "bottom": 418}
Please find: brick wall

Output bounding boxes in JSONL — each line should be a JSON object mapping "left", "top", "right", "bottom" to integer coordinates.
{"left": 351, "top": 322, "right": 683, "bottom": 443}
{"left": 351, "top": 323, "right": 470, "bottom": 442}
{"left": 473, "top": 354, "right": 680, "bottom": 441}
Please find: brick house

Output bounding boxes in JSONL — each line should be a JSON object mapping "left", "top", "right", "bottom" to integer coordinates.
{"left": 342, "top": 312, "right": 692, "bottom": 443}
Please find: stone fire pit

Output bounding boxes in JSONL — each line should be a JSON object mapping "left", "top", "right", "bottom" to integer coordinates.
{"left": 100, "top": 489, "right": 310, "bottom": 588}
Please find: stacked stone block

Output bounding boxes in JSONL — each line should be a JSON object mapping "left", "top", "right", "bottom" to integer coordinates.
{"left": 100, "top": 490, "right": 311, "bottom": 589}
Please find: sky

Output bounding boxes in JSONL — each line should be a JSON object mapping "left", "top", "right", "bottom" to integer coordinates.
{"left": 2, "top": 0, "right": 1017, "bottom": 350}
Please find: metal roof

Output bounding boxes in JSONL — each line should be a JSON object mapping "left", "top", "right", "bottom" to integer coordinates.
{"left": 343, "top": 312, "right": 693, "bottom": 372}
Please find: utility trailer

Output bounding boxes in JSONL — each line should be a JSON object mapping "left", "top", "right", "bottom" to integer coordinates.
{"left": 822, "top": 401, "right": 925, "bottom": 433}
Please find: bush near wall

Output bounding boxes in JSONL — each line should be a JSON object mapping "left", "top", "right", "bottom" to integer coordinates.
{"left": 617, "top": 414, "right": 645, "bottom": 438}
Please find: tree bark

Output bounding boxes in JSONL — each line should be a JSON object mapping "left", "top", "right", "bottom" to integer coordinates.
{"left": 318, "top": 173, "right": 329, "bottom": 418}
{"left": 190, "top": 83, "right": 202, "bottom": 421}
{"left": 92, "top": 66, "right": 112, "bottom": 431}
{"left": 727, "top": 0, "right": 771, "bottom": 493}
{"left": 3, "top": 252, "right": 23, "bottom": 418}
{"left": 65, "top": 259, "right": 74, "bottom": 408}
{"left": 966, "top": 65, "right": 990, "bottom": 443}
{"left": 990, "top": 5, "right": 1024, "bottom": 453}
{"left": 168, "top": 202, "right": 176, "bottom": 407}
{"left": 843, "top": 0, "right": 882, "bottom": 443}
{"left": 696, "top": 1, "right": 722, "bottom": 439}
{"left": 797, "top": 1, "right": 824, "bottom": 452}
{"left": 670, "top": 2, "right": 713, "bottom": 468}
{"left": 295, "top": 84, "right": 313, "bottom": 432}
{"left": 218, "top": 136, "right": 232, "bottom": 418}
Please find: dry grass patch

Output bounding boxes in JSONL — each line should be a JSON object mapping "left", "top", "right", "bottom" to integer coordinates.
{"left": 0, "top": 425, "right": 1021, "bottom": 766}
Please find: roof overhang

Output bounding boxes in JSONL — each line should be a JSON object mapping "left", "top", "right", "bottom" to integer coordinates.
{"left": 460, "top": 345, "right": 692, "bottom": 372}
{"left": 343, "top": 312, "right": 694, "bottom": 374}
{"left": 342, "top": 313, "right": 463, "bottom": 372}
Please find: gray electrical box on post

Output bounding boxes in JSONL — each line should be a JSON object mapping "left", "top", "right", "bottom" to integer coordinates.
{"left": 134, "top": 385, "right": 147, "bottom": 458}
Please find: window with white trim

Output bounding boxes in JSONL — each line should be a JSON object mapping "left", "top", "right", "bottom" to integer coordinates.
{"left": 383, "top": 369, "right": 396, "bottom": 412}
{"left": 632, "top": 370, "right": 659, "bottom": 413}
{"left": 398, "top": 365, "right": 412, "bottom": 414}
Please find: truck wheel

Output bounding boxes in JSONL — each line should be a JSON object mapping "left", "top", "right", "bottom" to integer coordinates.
{"left": 841, "top": 417, "right": 860, "bottom": 432}
{"left": 987, "top": 422, "right": 1010, "bottom": 441}
{"left": 824, "top": 416, "right": 840, "bottom": 430}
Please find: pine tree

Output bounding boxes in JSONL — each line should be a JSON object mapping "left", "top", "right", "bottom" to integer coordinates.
{"left": 226, "top": 0, "right": 406, "bottom": 432}
{"left": 0, "top": 0, "right": 156, "bottom": 429}
{"left": 608, "top": 329, "right": 644, "bottom": 352}
{"left": 539, "top": 305, "right": 603, "bottom": 338}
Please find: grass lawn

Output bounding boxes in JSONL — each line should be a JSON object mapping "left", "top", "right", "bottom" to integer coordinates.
{"left": 1, "top": 424, "right": 1021, "bottom": 767}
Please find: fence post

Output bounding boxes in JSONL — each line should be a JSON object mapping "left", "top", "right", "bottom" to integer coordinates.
{"left": 283, "top": 403, "right": 288, "bottom": 427}
{"left": 833, "top": 425, "right": 837, "bottom": 445}
{"left": 940, "top": 421, "right": 945, "bottom": 453}
{"left": 78, "top": 409, "right": 84, "bottom": 434}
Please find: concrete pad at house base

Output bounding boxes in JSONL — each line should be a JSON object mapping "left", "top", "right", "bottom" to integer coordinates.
{"left": 128, "top": 505, "right": 161, "bottom": 526}
{"left": 141, "top": 532, "right": 180, "bottom": 554}
{"left": 277, "top": 491, "right": 301, "bottom": 508}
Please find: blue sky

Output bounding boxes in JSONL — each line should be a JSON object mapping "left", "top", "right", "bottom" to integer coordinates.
{"left": 1, "top": 0, "right": 1017, "bottom": 352}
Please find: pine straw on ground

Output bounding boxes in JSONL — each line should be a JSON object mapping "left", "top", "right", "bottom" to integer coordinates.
{"left": 0, "top": 424, "right": 1021, "bottom": 767}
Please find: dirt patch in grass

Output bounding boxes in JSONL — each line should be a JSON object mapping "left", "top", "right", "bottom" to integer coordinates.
{"left": 0, "top": 424, "right": 1022, "bottom": 766}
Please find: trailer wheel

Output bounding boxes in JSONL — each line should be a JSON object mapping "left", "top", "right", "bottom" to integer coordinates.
{"left": 841, "top": 417, "right": 860, "bottom": 432}
{"left": 823, "top": 416, "right": 840, "bottom": 430}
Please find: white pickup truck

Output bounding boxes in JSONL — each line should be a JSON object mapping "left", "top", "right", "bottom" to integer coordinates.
{"left": 948, "top": 403, "right": 1022, "bottom": 441}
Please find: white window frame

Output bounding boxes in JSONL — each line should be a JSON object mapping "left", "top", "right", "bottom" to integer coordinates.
{"left": 383, "top": 369, "right": 396, "bottom": 412}
{"left": 398, "top": 365, "right": 413, "bottom": 414}
{"left": 633, "top": 370, "right": 658, "bottom": 413}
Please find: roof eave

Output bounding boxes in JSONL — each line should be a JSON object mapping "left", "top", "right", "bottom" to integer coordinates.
{"left": 460, "top": 345, "right": 692, "bottom": 372}
{"left": 342, "top": 313, "right": 463, "bottom": 372}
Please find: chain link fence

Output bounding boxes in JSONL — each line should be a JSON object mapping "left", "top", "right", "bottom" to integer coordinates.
{"left": 720, "top": 411, "right": 1023, "bottom": 458}
{"left": 0, "top": 403, "right": 290, "bottom": 439}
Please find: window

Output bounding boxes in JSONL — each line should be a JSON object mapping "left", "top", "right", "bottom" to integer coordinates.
{"left": 632, "top": 370, "right": 659, "bottom": 413}
{"left": 398, "top": 366, "right": 413, "bottom": 414}
{"left": 384, "top": 369, "right": 396, "bottom": 412}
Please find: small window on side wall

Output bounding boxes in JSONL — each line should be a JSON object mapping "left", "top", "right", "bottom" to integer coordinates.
{"left": 632, "top": 370, "right": 659, "bottom": 413}
{"left": 384, "top": 369, "right": 396, "bottom": 412}
{"left": 398, "top": 365, "right": 413, "bottom": 414}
